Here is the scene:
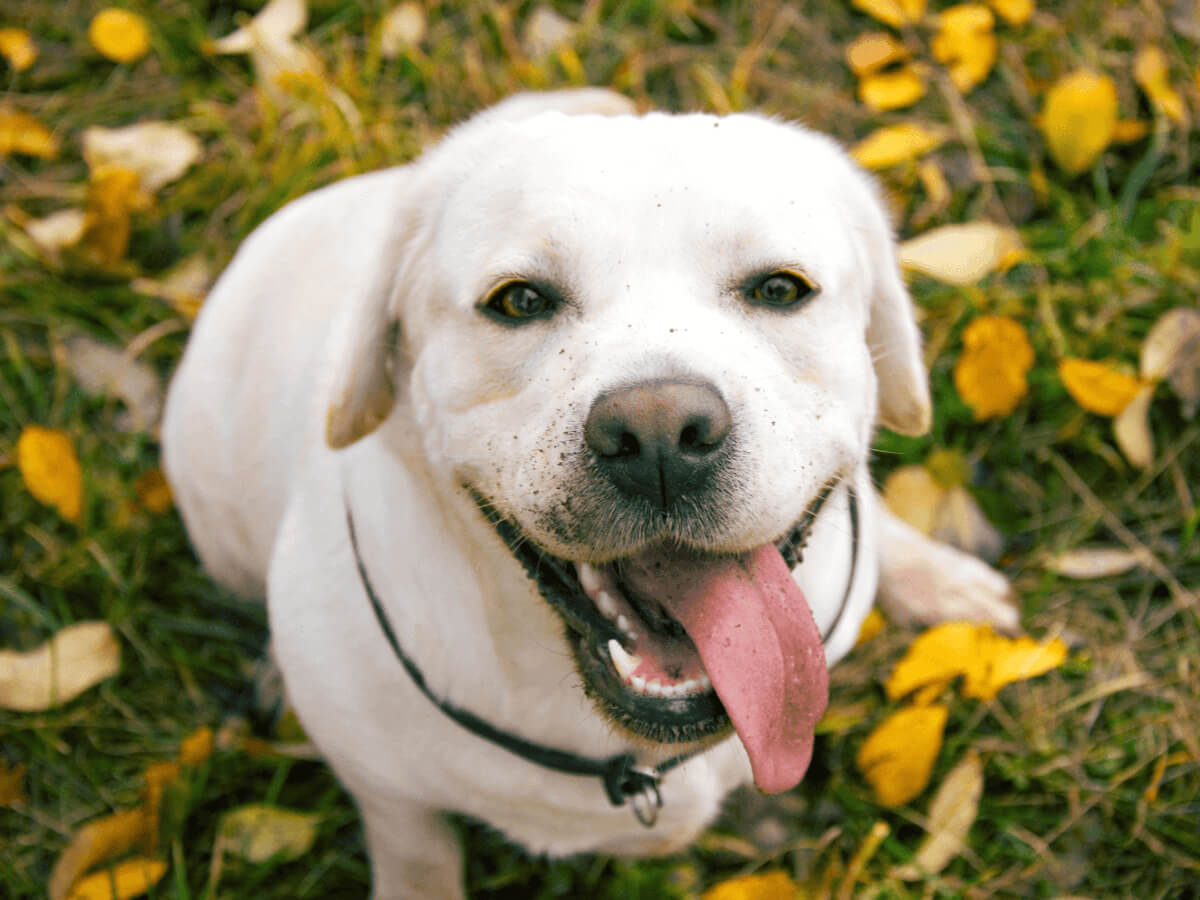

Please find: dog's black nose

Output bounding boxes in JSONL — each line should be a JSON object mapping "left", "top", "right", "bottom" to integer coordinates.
{"left": 584, "top": 379, "right": 732, "bottom": 507}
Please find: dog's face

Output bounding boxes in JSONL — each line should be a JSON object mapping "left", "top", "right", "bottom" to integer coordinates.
{"left": 325, "top": 106, "right": 930, "bottom": 794}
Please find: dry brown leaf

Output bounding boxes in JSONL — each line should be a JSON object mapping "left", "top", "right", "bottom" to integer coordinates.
{"left": 701, "top": 870, "right": 802, "bottom": 900}
{"left": 380, "top": 2, "right": 427, "bottom": 58}
{"left": 0, "top": 106, "right": 59, "bottom": 159}
{"left": 0, "top": 621, "right": 120, "bottom": 712}
{"left": 134, "top": 469, "right": 173, "bottom": 514}
{"left": 17, "top": 425, "right": 83, "bottom": 522}
{"left": 130, "top": 255, "right": 211, "bottom": 319}
{"left": 1113, "top": 382, "right": 1156, "bottom": 468}
{"left": 851, "top": 0, "right": 927, "bottom": 28}
{"left": 48, "top": 808, "right": 148, "bottom": 900}
{"left": 82, "top": 123, "right": 202, "bottom": 193}
{"left": 931, "top": 4, "right": 997, "bottom": 94}
{"left": 1133, "top": 46, "right": 1187, "bottom": 125}
{"left": 88, "top": 9, "right": 151, "bottom": 64}
{"left": 851, "top": 122, "right": 945, "bottom": 169}
{"left": 0, "top": 28, "right": 37, "bottom": 71}
{"left": 64, "top": 857, "right": 166, "bottom": 900}
{"left": 845, "top": 32, "right": 909, "bottom": 76}
{"left": 1059, "top": 358, "right": 1142, "bottom": 416}
{"left": 898, "top": 222, "right": 1023, "bottom": 284}
{"left": 1044, "top": 547, "right": 1144, "bottom": 579}
{"left": 1142, "top": 306, "right": 1200, "bottom": 418}
{"left": 953, "top": 315, "right": 1034, "bottom": 420}
{"left": 212, "top": 0, "right": 306, "bottom": 53}
{"left": 894, "top": 750, "right": 983, "bottom": 878}
{"left": 66, "top": 336, "right": 164, "bottom": 433}
{"left": 858, "top": 704, "right": 949, "bottom": 807}
{"left": 23, "top": 209, "right": 86, "bottom": 261}
{"left": 1039, "top": 70, "right": 1118, "bottom": 175}
{"left": 859, "top": 64, "right": 927, "bottom": 111}
{"left": 882, "top": 463, "right": 1002, "bottom": 559}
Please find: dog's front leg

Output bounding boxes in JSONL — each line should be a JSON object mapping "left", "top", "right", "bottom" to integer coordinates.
{"left": 876, "top": 504, "right": 1020, "bottom": 633}
{"left": 356, "top": 793, "right": 465, "bottom": 900}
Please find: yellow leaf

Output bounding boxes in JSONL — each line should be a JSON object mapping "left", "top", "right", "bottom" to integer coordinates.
{"left": 64, "top": 858, "right": 166, "bottom": 900}
{"left": 851, "top": 0, "right": 927, "bottom": 28}
{"left": 953, "top": 315, "right": 1034, "bottom": 420}
{"left": 855, "top": 608, "right": 886, "bottom": 646}
{"left": 81, "top": 168, "right": 151, "bottom": 266}
{"left": 893, "top": 750, "right": 983, "bottom": 879}
{"left": 857, "top": 704, "right": 948, "bottom": 807}
{"left": 88, "top": 9, "right": 151, "bottom": 64}
{"left": 885, "top": 622, "right": 979, "bottom": 700}
{"left": 987, "top": 0, "right": 1034, "bottom": 25}
{"left": 931, "top": 4, "right": 997, "bottom": 94}
{"left": 898, "top": 222, "right": 1023, "bottom": 284}
{"left": 179, "top": 726, "right": 214, "bottom": 765}
{"left": 961, "top": 632, "right": 1067, "bottom": 700}
{"left": 217, "top": 803, "right": 320, "bottom": 863}
{"left": 912, "top": 159, "right": 952, "bottom": 227}
{"left": 702, "top": 870, "right": 802, "bottom": 900}
{"left": 134, "top": 469, "right": 173, "bottom": 513}
{"left": 851, "top": 122, "right": 945, "bottom": 170}
{"left": 1133, "top": 46, "right": 1187, "bottom": 125}
{"left": 845, "top": 32, "right": 909, "bottom": 76}
{"left": 859, "top": 64, "right": 926, "bottom": 111}
{"left": 0, "top": 28, "right": 37, "bottom": 71}
{"left": 1039, "top": 70, "right": 1118, "bottom": 175}
{"left": 48, "top": 808, "right": 148, "bottom": 900}
{"left": 0, "top": 621, "right": 120, "bottom": 712}
{"left": 0, "top": 759, "right": 27, "bottom": 806}
{"left": 1111, "top": 119, "right": 1149, "bottom": 144}
{"left": 0, "top": 106, "right": 59, "bottom": 159}
{"left": 1059, "top": 358, "right": 1142, "bottom": 416}
{"left": 17, "top": 425, "right": 82, "bottom": 521}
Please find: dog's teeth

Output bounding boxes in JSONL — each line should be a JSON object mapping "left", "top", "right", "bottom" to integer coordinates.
{"left": 661, "top": 683, "right": 679, "bottom": 699}
{"left": 577, "top": 562, "right": 602, "bottom": 596}
{"left": 630, "top": 674, "right": 647, "bottom": 692}
{"left": 596, "top": 591, "right": 618, "bottom": 619}
{"left": 607, "top": 639, "right": 641, "bottom": 682}
{"left": 616, "top": 614, "right": 634, "bottom": 636}
{"left": 698, "top": 673, "right": 712, "bottom": 692}
{"left": 676, "top": 679, "right": 696, "bottom": 696}
{"left": 645, "top": 679, "right": 664, "bottom": 697}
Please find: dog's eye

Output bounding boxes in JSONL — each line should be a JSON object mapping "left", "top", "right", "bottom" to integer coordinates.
{"left": 484, "top": 282, "right": 555, "bottom": 322}
{"left": 749, "top": 271, "right": 818, "bottom": 309}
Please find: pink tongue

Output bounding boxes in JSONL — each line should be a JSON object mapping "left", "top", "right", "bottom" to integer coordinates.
{"left": 621, "top": 544, "right": 828, "bottom": 794}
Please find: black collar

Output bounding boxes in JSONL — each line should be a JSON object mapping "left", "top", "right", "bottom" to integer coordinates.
{"left": 345, "top": 484, "right": 859, "bottom": 828}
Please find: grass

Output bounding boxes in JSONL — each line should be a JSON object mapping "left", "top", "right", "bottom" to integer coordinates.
{"left": 2, "top": 0, "right": 1198, "bottom": 897}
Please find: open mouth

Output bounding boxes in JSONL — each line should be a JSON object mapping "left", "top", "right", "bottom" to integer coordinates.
{"left": 471, "top": 485, "right": 836, "bottom": 795}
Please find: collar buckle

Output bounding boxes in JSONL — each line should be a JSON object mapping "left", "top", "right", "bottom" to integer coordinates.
{"left": 603, "top": 754, "right": 663, "bottom": 827}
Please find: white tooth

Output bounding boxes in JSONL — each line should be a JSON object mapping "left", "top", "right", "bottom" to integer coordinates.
{"left": 578, "top": 563, "right": 602, "bottom": 595}
{"left": 646, "top": 680, "right": 664, "bottom": 697}
{"left": 617, "top": 614, "right": 633, "bottom": 634}
{"left": 677, "top": 679, "right": 696, "bottom": 696}
{"left": 661, "top": 683, "right": 679, "bottom": 699}
{"left": 698, "top": 673, "right": 712, "bottom": 692}
{"left": 607, "top": 639, "right": 641, "bottom": 682}
{"left": 596, "top": 591, "right": 618, "bottom": 619}
{"left": 631, "top": 674, "right": 647, "bottom": 693}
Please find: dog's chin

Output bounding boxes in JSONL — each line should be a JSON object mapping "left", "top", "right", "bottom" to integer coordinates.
{"left": 469, "top": 487, "right": 816, "bottom": 746}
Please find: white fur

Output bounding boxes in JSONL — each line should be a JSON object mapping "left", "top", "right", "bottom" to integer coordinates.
{"left": 163, "top": 90, "right": 1012, "bottom": 899}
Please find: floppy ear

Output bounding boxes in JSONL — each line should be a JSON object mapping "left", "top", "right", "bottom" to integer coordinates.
{"left": 861, "top": 196, "right": 932, "bottom": 436}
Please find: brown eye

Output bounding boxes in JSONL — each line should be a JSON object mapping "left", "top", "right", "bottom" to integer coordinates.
{"left": 749, "top": 271, "right": 818, "bottom": 309}
{"left": 485, "top": 282, "right": 555, "bottom": 321}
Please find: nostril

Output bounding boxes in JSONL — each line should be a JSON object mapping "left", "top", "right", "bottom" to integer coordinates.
{"left": 679, "top": 423, "right": 700, "bottom": 449}
{"left": 616, "top": 432, "right": 639, "bottom": 458}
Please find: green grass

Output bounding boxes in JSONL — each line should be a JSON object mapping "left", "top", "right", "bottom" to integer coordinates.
{"left": 2, "top": 1, "right": 1198, "bottom": 897}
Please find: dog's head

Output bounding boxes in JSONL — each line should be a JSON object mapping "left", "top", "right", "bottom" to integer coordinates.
{"left": 324, "top": 92, "right": 930, "bottom": 793}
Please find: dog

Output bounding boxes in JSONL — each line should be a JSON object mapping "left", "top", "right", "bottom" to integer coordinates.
{"left": 163, "top": 88, "right": 1016, "bottom": 898}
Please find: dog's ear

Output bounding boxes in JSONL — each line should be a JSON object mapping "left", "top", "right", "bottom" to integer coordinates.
{"left": 860, "top": 191, "right": 932, "bottom": 436}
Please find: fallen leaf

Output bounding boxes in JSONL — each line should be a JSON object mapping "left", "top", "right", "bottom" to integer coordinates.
{"left": 80, "top": 167, "right": 152, "bottom": 266}
{"left": 213, "top": 0, "right": 321, "bottom": 89}
{"left": 885, "top": 622, "right": 979, "bottom": 700}
{"left": 22, "top": 208, "right": 87, "bottom": 262}
{"left": 130, "top": 255, "right": 211, "bottom": 319}
{"left": 701, "top": 870, "right": 801, "bottom": 900}
{"left": 1142, "top": 306, "right": 1200, "bottom": 418}
{"left": 859, "top": 64, "right": 927, "bottom": 111}
{"left": 1111, "top": 119, "right": 1150, "bottom": 143}
{"left": 216, "top": 803, "right": 320, "bottom": 864}
{"left": 88, "top": 9, "right": 151, "bottom": 64}
{"left": 851, "top": 0, "right": 927, "bottom": 28}
{"left": 1044, "top": 546, "right": 1143, "bottom": 579}
{"left": 0, "top": 621, "right": 120, "bottom": 712}
{"left": 962, "top": 631, "right": 1066, "bottom": 700}
{"left": 953, "top": 315, "right": 1034, "bottom": 420}
{"left": 0, "top": 759, "right": 27, "bottom": 806}
{"left": 82, "top": 123, "right": 202, "bottom": 193}
{"left": 883, "top": 464, "right": 943, "bottom": 534}
{"left": 65, "top": 336, "right": 164, "bottom": 432}
{"left": 912, "top": 159, "right": 952, "bottom": 227}
{"left": 64, "top": 858, "right": 166, "bottom": 900}
{"left": 845, "top": 32, "right": 909, "bottom": 76}
{"left": 894, "top": 750, "right": 983, "bottom": 878}
{"left": 1133, "top": 46, "right": 1187, "bottom": 125}
{"left": 1039, "top": 70, "right": 1118, "bottom": 175}
{"left": 856, "top": 608, "right": 886, "bottom": 646}
{"left": 0, "top": 28, "right": 37, "bottom": 71}
{"left": 851, "top": 122, "right": 945, "bottom": 169}
{"left": 1113, "top": 382, "right": 1155, "bottom": 468}
{"left": 48, "top": 808, "right": 148, "bottom": 900}
{"left": 523, "top": 6, "right": 576, "bottom": 58}
{"left": 0, "top": 106, "right": 60, "bottom": 159}
{"left": 987, "top": 0, "right": 1034, "bottom": 26}
{"left": 858, "top": 704, "right": 949, "bottom": 807}
{"left": 898, "top": 222, "right": 1023, "bottom": 284}
{"left": 134, "top": 469, "right": 173, "bottom": 514}
{"left": 931, "top": 4, "right": 997, "bottom": 94}
{"left": 179, "top": 726, "right": 214, "bottom": 765}
{"left": 1059, "top": 358, "right": 1141, "bottom": 416}
{"left": 882, "top": 463, "right": 1003, "bottom": 559}
{"left": 17, "top": 425, "right": 83, "bottom": 522}
{"left": 380, "top": 2, "right": 427, "bottom": 58}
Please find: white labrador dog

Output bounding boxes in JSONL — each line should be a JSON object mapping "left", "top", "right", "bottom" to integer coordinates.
{"left": 163, "top": 89, "right": 1015, "bottom": 898}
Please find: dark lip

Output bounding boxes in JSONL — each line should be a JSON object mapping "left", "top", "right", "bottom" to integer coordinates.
{"left": 467, "top": 485, "right": 832, "bottom": 744}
